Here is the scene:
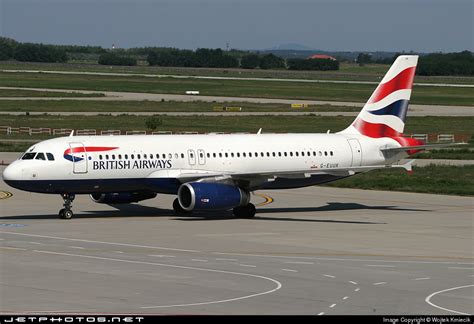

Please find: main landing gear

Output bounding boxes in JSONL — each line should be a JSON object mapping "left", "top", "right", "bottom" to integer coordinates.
{"left": 233, "top": 203, "right": 256, "bottom": 218}
{"left": 59, "top": 193, "right": 75, "bottom": 220}
{"left": 172, "top": 198, "right": 256, "bottom": 218}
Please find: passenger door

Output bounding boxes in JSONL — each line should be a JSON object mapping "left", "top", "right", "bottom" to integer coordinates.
{"left": 197, "top": 149, "right": 206, "bottom": 165}
{"left": 69, "top": 142, "right": 88, "bottom": 174}
{"left": 188, "top": 149, "right": 196, "bottom": 166}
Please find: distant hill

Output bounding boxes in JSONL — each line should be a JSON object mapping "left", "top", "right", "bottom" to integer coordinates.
{"left": 267, "top": 43, "right": 315, "bottom": 51}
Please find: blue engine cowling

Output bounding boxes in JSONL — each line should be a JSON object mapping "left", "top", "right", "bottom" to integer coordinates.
{"left": 178, "top": 182, "right": 250, "bottom": 211}
{"left": 90, "top": 191, "right": 157, "bottom": 204}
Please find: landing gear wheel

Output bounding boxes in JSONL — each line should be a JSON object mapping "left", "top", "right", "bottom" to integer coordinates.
{"left": 233, "top": 203, "right": 256, "bottom": 218}
{"left": 173, "top": 198, "right": 190, "bottom": 216}
{"left": 63, "top": 210, "right": 73, "bottom": 219}
{"left": 59, "top": 193, "right": 75, "bottom": 219}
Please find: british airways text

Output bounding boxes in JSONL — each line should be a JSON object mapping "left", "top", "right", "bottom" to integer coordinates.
{"left": 92, "top": 159, "right": 172, "bottom": 170}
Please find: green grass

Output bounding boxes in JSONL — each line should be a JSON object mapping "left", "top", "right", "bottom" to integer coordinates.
{"left": 0, "top": 100, "right": 359, "bottom": 113}
{"left": 412, "top": 148, "right": 474, "bottom": 160}
{"left": 0, "top": 141, "right": 34, "bottom": 152}
{"left": 324, "top": 165, "right": 474, "bottom": 196}
{"left": 0, "top": 89, "right": 104, "bottom": 97}
{"left": 1, "top": 71, "right": 473, "bottom": 106}
{"left": 0, "top": 115, "right": 473, "bottom": 135}
{"left": 2, "top": 61, "right": 473, "bottom": 84}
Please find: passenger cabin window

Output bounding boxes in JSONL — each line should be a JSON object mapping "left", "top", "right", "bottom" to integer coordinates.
{"left": 46, "top": 153, "right": 54, "bottom": 161}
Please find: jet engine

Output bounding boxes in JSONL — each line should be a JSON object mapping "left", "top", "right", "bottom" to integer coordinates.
{"left": 177, "top": 182, "right": 250, "bottom": 211}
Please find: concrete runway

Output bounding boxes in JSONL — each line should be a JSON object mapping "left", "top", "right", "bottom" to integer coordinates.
{"left": 1, "top": 165, "right": 473, "bottom": 315}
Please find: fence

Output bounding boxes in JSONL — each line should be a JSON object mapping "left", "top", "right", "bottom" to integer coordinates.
{"left": 0, "top": 126, "right": 471, "bottom": 143}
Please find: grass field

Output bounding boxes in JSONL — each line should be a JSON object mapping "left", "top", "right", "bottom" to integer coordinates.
{"left": 0, "top": 100, "right": 359, "bottom": 113}
{"left": 0, "top": 89, "right": 104, "bottom": 97}
{"left": 324, "top": 165, "right": 474, "bottom": 196}
{"left": 1, "top": 114, "right": 472, "bottom": 135}
{"left": 1, "top": 72, "right": 473, "bottom": 106}
{"left": 412, "top": 148, "right": 474, "bottom": 160}
{"left": 2, "top": 61, "right": 473, "bottom": 85}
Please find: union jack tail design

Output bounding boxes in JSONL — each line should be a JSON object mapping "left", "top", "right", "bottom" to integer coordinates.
{"left": 339, "top": 55, "right": 418, "bottom": 139}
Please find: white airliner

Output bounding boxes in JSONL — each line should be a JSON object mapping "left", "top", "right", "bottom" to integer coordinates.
{"left": 2, "top": 55, "right": 454, "bottom": 219}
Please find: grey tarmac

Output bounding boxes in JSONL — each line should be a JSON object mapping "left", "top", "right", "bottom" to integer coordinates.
{"left": 0, "top": 164, "right": 472, "bottom": 315}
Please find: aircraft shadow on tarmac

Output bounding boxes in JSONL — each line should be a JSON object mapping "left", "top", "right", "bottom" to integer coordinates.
{"left": 176, "top": 202, "right": 430, "bottom": 224}
{"left": 1, "top": 201, "right": 429, "bottom": 223}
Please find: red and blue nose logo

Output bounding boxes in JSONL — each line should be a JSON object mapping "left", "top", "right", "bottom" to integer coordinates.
{"left": 63, "top": 146, "right": 118, "bottom": 162}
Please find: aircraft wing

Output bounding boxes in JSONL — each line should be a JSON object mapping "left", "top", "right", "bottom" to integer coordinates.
{"left": 158, "top": 162, "right": 412, "bottom": 182}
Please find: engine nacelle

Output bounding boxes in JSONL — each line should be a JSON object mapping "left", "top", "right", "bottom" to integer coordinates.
{"left": 90, "top": 191, "right": 157, "bottom": 204}
{"left": 178, "top": 182, "right": 250, "bottom": 211}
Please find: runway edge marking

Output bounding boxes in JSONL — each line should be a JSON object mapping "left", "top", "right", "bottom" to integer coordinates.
{"left": 425, "top": 284, "right": 474, "bottom": 315}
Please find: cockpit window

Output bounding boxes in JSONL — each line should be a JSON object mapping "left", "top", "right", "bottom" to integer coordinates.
{"left": 46, "top": 153, "right": 55, "bottom": 161}
{"left": 35, "top": 153, "right": 46, "bottom": 160}
{"left": 22, "top": 152, "right": 36, "bottom": 160}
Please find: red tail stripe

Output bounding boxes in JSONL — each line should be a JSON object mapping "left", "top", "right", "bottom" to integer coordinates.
{"left": 368, "top": 66, "right": 416, "bottom": 104}
{"left": 353, "top": 118, "right": 400, "bottom": 138}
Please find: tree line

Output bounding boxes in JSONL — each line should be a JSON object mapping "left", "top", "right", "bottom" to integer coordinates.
{"left": 1, "top": 37, "right": 472, "bottom": 75}
{"left": 356, "top": 51, "right": 474, "bottom": 76}
{"left": 0, "top": 37, "right": 68, "bottom": 63}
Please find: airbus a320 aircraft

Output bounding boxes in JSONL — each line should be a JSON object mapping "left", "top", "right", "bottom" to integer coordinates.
{"left": 2, "top": 55, "right": 453, "bottom": 219}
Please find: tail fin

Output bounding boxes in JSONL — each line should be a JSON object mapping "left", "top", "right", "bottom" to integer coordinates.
{"left": 339, "top": 55, "right": 418, "bottom": 137}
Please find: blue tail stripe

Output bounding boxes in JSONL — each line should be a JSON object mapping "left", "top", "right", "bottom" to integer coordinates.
{"left": 368, "top": 99, "right": 409, "bottom": 122}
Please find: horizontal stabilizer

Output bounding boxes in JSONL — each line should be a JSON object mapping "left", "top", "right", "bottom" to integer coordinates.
{"left": 381, "top": 142, "right": 467, "bottom": 153}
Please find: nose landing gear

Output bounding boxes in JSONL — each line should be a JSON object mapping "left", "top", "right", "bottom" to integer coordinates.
{"left": 59, "top": 193, "right": 75, "bottom": 219}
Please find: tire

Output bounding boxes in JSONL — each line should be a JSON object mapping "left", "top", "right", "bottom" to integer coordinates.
{"left": 233, "top": 203, "right": 256, "bottom": 218}
{"left": 63, "top": 209, "right": 73, "bottom": 220}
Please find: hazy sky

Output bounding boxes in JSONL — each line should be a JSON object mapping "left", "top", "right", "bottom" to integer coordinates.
{"left": 0, "top": 0, "right": 472, "bottom": 52}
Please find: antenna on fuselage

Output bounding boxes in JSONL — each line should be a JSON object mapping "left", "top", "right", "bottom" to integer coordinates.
{"left": 69, "top": 130, "right": 74, "bottom": 137}
{"left": 257, "top": 128, "right": 262, "bottom": 134}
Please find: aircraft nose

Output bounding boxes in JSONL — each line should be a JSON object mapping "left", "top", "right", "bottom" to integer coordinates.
{"left": 2, "top": 162, "right": 22, "bottom": 182}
